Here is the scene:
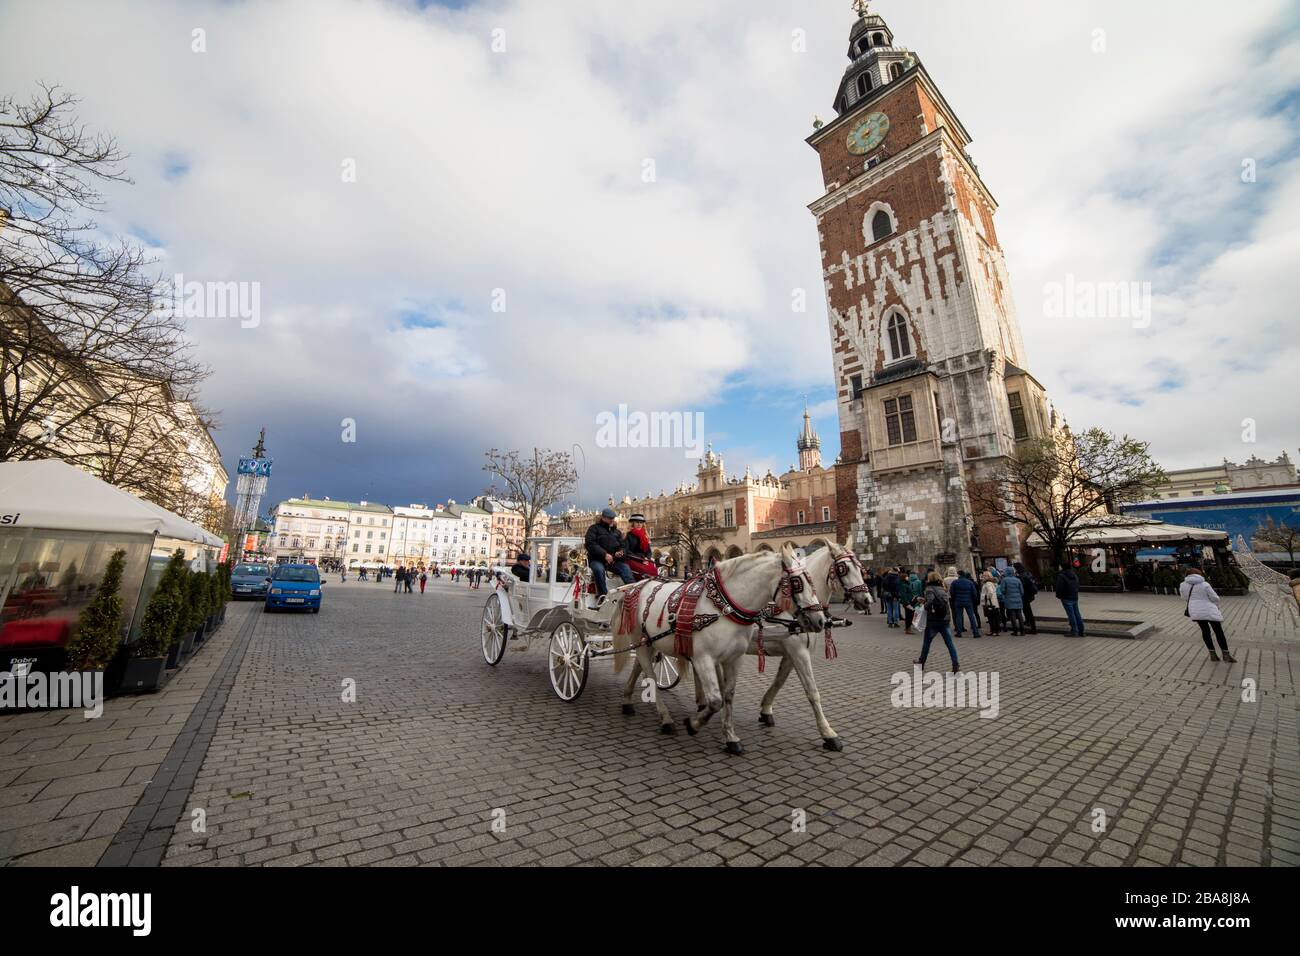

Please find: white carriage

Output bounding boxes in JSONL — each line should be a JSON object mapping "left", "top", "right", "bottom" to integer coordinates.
{"left": 479, "top": 536, "right": 681, "bottom": 701}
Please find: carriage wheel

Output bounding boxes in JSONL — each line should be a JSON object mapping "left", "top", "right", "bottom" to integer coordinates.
{"left": 481, "top": 594, "right": 507, "bottom": 666}
{"left": 653, "top": 652, "right": 682, "bottom": 690}
{"left": 548, "top": 622, "right": 589, "bottom": 701}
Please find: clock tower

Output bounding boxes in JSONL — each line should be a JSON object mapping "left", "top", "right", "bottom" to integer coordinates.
{"left": 809, "top": 2, "right": 1053, "bottom": 570}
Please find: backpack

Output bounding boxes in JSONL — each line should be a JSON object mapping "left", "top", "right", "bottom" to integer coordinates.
{"left": 925, "top": 588, "right": 950, "bottom": 623}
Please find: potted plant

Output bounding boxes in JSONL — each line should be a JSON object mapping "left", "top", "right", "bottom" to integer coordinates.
{"left": 123, "top": 551, "right": 186, "bottom": 693}
{"left": 186, "top": 569, "right": 210, "bottom": 647}
{"left": 205, "top": 572, "right": 220, "bottom": 631}
{"left": 63, "top": 550, "right": 127, "bottom": 690}
{"left": 161, "top": 553, "right": 191, "bottom": 669}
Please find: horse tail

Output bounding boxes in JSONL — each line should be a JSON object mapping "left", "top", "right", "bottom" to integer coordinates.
{"left": 611, "top": 592, "right": 631, "bottom": 675}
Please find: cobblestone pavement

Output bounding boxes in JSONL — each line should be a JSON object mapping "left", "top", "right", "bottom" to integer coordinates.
{"left": 155, "top": 579, "right": 1299, "bottom": 867}
{"left": 0, "top": 606, "right": 250, "bottom": 866}
{"left": 4, "top": 580, "right": 1298, "bottom": 867}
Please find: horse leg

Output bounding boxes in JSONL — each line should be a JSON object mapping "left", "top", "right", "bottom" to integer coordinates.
{"left": 636, "top": 644, "right": 675, "bottom": 733}
{"left": 719, "top": 658, "right": 744, "bottom": 755}
{"left": 620, "top": 656, "right": 642, "bottom": 716}
{"left": 788, "top": 644, "right": 842, "bottom": 751}
{"left": 683, "top": 652, "right": 723, "bottom": 738}
{"left": 759, "top": 651, "right": 795, "bottom": 727}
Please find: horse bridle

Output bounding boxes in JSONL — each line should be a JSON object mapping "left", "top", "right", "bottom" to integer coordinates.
{"left": 828, "top": 548, "right": 870, "bottom": 597}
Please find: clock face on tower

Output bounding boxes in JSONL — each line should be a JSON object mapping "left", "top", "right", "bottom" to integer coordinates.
{"left": 846, "top": 112, "right": 890, "bottom": 155}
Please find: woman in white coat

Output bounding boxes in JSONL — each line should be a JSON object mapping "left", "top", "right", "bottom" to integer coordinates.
{"left": 1179, "top": 565, "right": 1236, "bottom": 662}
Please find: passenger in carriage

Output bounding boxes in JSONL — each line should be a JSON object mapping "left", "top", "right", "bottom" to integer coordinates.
{"left": 510, "top": 551, "right": 531, "bottom": 582}
{"left": 585, "top": 507, "right": 634, "bottom": 596}
{"left": 623, "top": 513, "right": 657, "bottom": 578}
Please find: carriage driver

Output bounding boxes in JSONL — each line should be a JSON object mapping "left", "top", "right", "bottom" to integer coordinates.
{"left": 585, "top": 507, "right": 634, "bottom": 596}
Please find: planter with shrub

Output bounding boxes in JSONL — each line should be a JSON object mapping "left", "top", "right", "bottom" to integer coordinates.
{"left": 123, "top": 550, "right": 186, "bottom": 693}
{"left": 186, "top": 569, "right": 211, "bottom": 647}
{"left": 62, "top": 550, "right": 128, "bottom": 699}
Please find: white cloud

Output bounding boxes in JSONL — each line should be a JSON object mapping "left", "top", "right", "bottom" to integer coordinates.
{"left": 2, "top": 0, "right": 1296, "bottom": 501}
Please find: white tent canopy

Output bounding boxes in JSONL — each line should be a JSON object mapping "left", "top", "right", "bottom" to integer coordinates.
{"left": 1025, "top": 519, "right": 1228, "bottom": 549}
{"left": 0, "top": 460, "right": 223, "bottom": 547}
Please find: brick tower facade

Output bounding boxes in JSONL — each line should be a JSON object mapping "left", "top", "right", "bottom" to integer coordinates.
{"left": 809, "top": 3, "right": 1053, "bottom": 571}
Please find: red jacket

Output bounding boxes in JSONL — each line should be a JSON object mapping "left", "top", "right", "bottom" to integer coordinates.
{"left": 625, "top": 526, "right": 651, "bottom": 560}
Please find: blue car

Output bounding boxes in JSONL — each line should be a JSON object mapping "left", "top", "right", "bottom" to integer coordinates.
{"left": 264, "top": 564, "right": 323, "bottom": 613}
{"left": 230, "top": 563, "right": 273, "bottom": 600}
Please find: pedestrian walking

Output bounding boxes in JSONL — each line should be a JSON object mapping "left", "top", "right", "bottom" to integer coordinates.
{"left": 943, "top": 565, "right": 958, "bottom": 591}
{"left": 405, "top": 568, "right": 414, "bottom": 593}
{"left": 950, "top": 569, "right": 982, "bottom": 638}
{"left": 980, "top": 571, "right": 1002, "bottom": 635}
{"left": 420, "top": 571, "right": 427, "bottom": 594}
{"left": 998, "top": 570, "right": 1026, "bottom": 635}
{"left": 395, "top": 567, "right": 405, "bottom": 593}
{"left": 914, "top": 571, "right": 959, "bottom": 673}
{"left": 1014, "top": 562, "right": 1039, "bottom": 634}
{"left": 1180, "top": 565, "right": 1236, "bottom": 662}
{"left": 1053, "top": 563, "right": 1086, "bottom": 636}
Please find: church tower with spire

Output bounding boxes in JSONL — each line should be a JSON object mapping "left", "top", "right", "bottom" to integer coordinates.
{"left": 797, "top": 404, "right": 822, "bottom": 471}
{"left": 809, "top": 2, "right": 1053, "bottom": 570}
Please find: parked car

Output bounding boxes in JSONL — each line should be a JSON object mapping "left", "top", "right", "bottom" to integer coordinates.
{"left": 231, "top": 563, "right": 273, "bottom": 600}
{"left": 264, "top": 564, "right": 323, "bottom": 613}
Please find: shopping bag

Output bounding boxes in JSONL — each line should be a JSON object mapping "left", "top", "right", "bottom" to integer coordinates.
{"left": 912, "top": 604, "right": 927, "bottom": 633}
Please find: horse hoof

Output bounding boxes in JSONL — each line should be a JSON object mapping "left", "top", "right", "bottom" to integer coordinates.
{"left": 659, "top": 723, "right": 675, "bottom": 735}
{"left": 758, "top": 713, "right": 775, "bottom": 727}
{"left": 683, "top": 718, "right": 697, "bottom": 737}
{"left": 621, "top": 704, "right": 635, "bottom": 716}
{"left": 724, "top": 741, "right": 745, "bottom": 756}
{"left": 823, "top": 737, "right": 844, "bottom": 752}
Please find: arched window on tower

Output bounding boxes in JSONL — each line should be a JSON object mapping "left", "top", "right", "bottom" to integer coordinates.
{"left": 856, "top": 72, "right": 874, "bottom": 98}
{"left": 873, "top": 32, "right": 885, "bottom": 47}
{"left": 872, "top": 209, "right": 894, "bottom": 242}
{"left": 886, "top": 310, "right": 913, "bottom": 363}
{"left": 890, "top": 62, "right": 903, "bottom": 80}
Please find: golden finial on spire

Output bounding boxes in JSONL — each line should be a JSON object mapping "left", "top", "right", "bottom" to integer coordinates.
{"left": 852, "top": 0, "right": 871, "bottom": 19}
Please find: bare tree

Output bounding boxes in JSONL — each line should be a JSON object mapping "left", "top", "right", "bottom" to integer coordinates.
{"left": 969, "top": 427, "right": 1166, "bottom": 569}
{"left": 482, "top": 448, "right": 578, "bottom": 553}
{"left": 657, "top": 502, "right": 724, "bottom": 572}
{"left": 1, "top": 85, "right": 207, "bottom": 466}
{"left": 1254, "top": 521, "right": 1299, "bottom": 568}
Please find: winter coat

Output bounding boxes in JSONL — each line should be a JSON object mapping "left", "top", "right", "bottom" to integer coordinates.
{"left": 1179, "top": 574, "right": 1223, "bottom": 622}
{"left": 882, "top": 572, "right": 901, "bottom": 598}
{"left": 998, "top": 574, "right": 1025, "bottom": 610}
{"left": 584, "top": 521, "right": 625, "bottom": 562}
{"left": 624, "top": 526, "right": 652, "bottom": 561}
{"left": 904, "top": 574, "right": 923, "bottom": 603}
{"left": 922, "top": 584, "right": 951, "bottom": 625}
{"left": 949, "top": 575, "right": 980, "bottom": 606}
{"left": 980, "top": 580, "right": 1000, "bottom": 607}
{"left": 1054, "top": 569, "right": 1080, "bottom": 602}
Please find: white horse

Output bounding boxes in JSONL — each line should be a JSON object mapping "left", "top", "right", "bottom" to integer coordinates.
{"left": 610, "top": 545, "right": 828, "bottom": 754}
{"left": 748, "top": 538, "right": 872, "bottom": 751}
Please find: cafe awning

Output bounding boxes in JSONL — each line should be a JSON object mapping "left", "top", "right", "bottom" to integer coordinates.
{"left": 1025, "top": 519, "right": 1228, "bottom": 549}
{"left": 0, "top": 460, "right": 223, "bottom": 547}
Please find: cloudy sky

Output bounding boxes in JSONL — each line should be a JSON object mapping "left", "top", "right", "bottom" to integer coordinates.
{"left": 2, "top": 0, "right": 1297, "bottom": 511}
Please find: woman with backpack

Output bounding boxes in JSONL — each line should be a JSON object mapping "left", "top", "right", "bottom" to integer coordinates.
{"left": 1180, "top": 565, "right": 1236, "bottom": 662}
{"left": 914, "top": 571, "right": 959, "bottom": 673}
